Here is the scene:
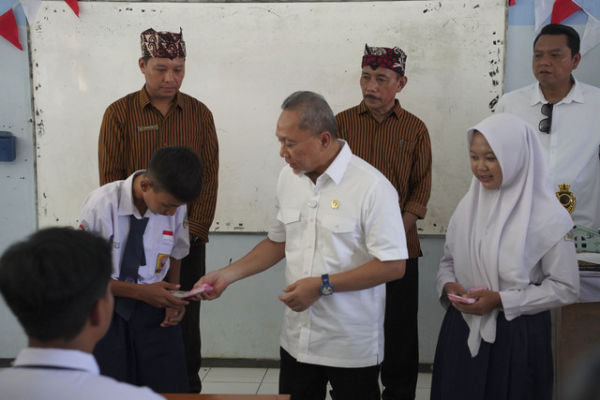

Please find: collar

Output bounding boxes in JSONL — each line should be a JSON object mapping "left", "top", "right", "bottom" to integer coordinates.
{"left": 358, "top": 99, "right": 403, "bottom": 120}
{"left": 316, "top": 140, "right": 352, "bottom": 186}
{"left": 530, "top": 78, "right": 584, "bottom": 106}
{"left": 13, "top": 348, "right": 99, "bottom": 374}
{"left": 118, "top": 171, "right": 150, "bottom": 218}
{"left": 138, "top": 86, "right": 184, "bottom": 110}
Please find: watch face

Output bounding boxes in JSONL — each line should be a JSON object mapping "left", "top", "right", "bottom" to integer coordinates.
{"left": 321, "top": 284, "right": 334, "bottom": 296}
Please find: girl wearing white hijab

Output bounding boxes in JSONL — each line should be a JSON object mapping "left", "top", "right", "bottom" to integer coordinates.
{"left": 431, "top": 113, "right": 579, "bottom": 400}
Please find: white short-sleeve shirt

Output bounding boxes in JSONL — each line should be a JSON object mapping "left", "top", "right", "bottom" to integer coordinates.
{"left": 0, "top": 348, "right": 163, "bottom": 400}
{"left": 268, "top": 141, "right": 408, "bottom": 368}
{"left": 496, "top": 80, "right": 600, "bottom": 230}
{"left": 79, "top": 171, "right": 189, "bottom": 284}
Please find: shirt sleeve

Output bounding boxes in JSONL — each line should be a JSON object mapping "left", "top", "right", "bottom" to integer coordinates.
{"left": 171, "top": 206, "right": 191, "bottom": 260}
{"left": 403, "top": 125, "right": 432, "bottom": 219}
{"left": 500, "top": 238, "right": 580, "bottom": 320}
{"left": 495, "top": 94, "right": 507, "bottom": 113}
{"left": 436, "top": 219, "right": 457, "bottom": 308}
{"left": 267, "top": 186, "right": 286, "bottom": 243}
{"left": 187, "top": 107, "right": 219, "bottom": 242}
{"left": 363, "top": 179, "right": 408, "bottom": 262}
{"left": 78, "top": 193, "right": 113, "bottom": 242}
{"left": 98, "top": 106, "right": 127, "bottom": 185}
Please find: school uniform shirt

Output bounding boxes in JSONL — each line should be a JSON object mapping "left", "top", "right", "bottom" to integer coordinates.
{"left": 0, "top": 348, "right": 163, "bottom": 400}
{"left": 79, "top": 171, "right": 189, "bottom": 283}
{"left": 496, "top": 79, "right": 600, "bottom": 230}
{"left": 435, "top": 114, "right": 579, "bottom": 357}
{"left": 268, "top": 141, "right": 408, "bottom": 368}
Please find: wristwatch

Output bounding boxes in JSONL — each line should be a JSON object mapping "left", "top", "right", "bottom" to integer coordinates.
{"left": 319, "top": 274, "right": 334, "bottom": 296}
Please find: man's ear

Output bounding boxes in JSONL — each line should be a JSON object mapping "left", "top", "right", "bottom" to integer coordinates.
{"left": 571, "top": 52, "right": 581, "bottom": 71}
{"left": 319, "top": 131, "right": 333, "bottom": 148}
{"left": 140, "top": 177, "right": 153, "bottom": 193}
{"left": 396, "top": 76, "right": 408, "bottom": 93}
{"left": 139, "top": 58, "right": 146, "bottom": 74}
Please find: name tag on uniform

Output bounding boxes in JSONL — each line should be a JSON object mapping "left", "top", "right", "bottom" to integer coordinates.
{"left": 162, "top": 230, "right": 174, "bottom": 242}
{"left": 137, "top": 124, "right": 159, "bottom": 132}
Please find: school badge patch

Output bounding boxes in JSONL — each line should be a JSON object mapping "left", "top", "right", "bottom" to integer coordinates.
{"left": 155, "top": 253, "right": 169, "bottom": 273}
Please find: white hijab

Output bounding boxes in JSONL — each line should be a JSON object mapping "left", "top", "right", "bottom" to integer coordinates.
{"left": 448, "top": 113, "right": 573, "bottom": 356}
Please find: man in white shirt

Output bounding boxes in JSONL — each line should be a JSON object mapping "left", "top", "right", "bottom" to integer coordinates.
{"left": 496, "top": 24, "right": 600, "bottom": 230}
{"left": 0, "top": 227, "right": 162, "bottom": 400}
{"left": 195, "top": 91, "right": 408, "bottom": 399}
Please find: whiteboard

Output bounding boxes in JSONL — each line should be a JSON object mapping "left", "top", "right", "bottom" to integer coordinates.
{"left": 31, "top": 0, "right": 506, "bottom": 234}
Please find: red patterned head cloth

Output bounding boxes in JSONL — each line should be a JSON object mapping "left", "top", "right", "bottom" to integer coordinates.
{"left": 361, "top": 44, "right": 407, "bottom": 76}
{"left": 140, "top": 28, "right": 186, "bottom": 59}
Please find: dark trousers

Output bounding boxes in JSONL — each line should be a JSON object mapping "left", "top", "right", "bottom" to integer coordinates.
{"left": 93, "top": 300, "right": 189, "bottom": 393}
{"left": 279, "top": 347, "right": 380, "bottom": 400}
{"left": 381, "top": 258, "right": 419, "bottom": 400}
{"left": 180, "top": 243, "right": 206, "bottom": 393}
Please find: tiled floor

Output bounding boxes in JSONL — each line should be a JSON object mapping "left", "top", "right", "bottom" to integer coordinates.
{"left": 201, "top": 367, "right": 432, "bottom": 400}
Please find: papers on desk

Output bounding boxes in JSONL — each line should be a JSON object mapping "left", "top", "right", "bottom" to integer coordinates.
{"left": 577, "top": 252, "right": 600, "bottom": 265}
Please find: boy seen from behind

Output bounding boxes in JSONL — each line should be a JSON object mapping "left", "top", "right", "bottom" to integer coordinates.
{"left": 0, "top": 227, "right": 163, "bottom": 400}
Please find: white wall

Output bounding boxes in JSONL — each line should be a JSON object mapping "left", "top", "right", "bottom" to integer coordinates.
{"left": 0, "top": 22, "right": 36, "bottom": 357}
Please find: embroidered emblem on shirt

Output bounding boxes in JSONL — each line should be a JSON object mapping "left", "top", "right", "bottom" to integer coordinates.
{"left": 556, "top": 183, "right": 576, "bottom": 214}
{"left": 78, "top": 220, "right": 89, "bottom": 231}
{"left": 331, "top": 200, "right": 340, "bottom": 209}
{"left": 137, "top": 125, "right": 159, "bottom": 132}
{"left": 155, "top": 253, "right": 169, "bottom": 273}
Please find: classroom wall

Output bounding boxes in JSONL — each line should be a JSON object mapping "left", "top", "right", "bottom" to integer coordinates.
{"left": 0, "top": 0, "right": 35, "bottom": 357}
{"left": 1, "top": 0, "right": 599, "bottom": 363}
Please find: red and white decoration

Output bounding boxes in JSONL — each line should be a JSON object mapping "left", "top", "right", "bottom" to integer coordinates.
{"left": 510, "top": 0, "right": 600, "bottom": 55}
{"left": 0, "top": 0, "right": 78, "bottom": 51}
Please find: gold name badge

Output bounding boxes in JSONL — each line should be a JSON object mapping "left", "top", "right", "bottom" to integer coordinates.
{"left": 556, "top": 183, "right": 576, "bottom": 214}
{"left": 137, "top": 124, "right": 159, "bottom": 132}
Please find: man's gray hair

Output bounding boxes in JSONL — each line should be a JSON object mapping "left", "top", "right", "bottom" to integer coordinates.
{"left": 281, "top": 91, "right": 338, "bottom": 139}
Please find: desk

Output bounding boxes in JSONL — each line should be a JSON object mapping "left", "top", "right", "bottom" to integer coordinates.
{"left": 162, "top": 395, "right": 290, "bottom": 400}
{"left": 555, "top": 301, "right": 600, "bottom": 394}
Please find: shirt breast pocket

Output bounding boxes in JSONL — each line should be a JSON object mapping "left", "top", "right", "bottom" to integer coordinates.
{"left": 320, "top": 214, "right": 359, "bottom": 248}
{"left": 277, "top": 208, "right": 302, "bottom": 241}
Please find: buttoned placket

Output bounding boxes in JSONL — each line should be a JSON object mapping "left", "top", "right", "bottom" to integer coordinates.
{"left": 297, "top": 176, "right": 324, "bottom": 354}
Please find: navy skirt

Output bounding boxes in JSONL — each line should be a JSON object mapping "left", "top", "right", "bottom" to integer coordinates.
{"left": 430, "top": 306, "right": 553, "bottom": 400}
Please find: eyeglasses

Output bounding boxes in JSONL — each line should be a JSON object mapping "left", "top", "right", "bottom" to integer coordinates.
{"left": 539, "top": 103, "right": 553, "bottom": 134}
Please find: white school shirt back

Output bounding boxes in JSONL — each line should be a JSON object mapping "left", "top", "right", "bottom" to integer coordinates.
{"left": 268, "top": 142, "right": 408, "bottom": 368}
{"left": 79, "top": 171, "right": 189, "bottom": 283}
{"left": 496, "top": 80, "right": 600, "bottom": 230}
{"left": 0, "top": 348, "right": 163, "bottom": 400}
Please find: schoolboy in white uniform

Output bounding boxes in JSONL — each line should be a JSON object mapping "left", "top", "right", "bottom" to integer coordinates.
{"left": 79, "top": 146, "right": 203, "bottom": 393}
{"left": 0, "top": 227, "right": 163, "bottom": 400}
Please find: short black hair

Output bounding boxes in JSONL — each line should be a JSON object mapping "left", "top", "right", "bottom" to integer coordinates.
{"left": 0, "top": 227, "right": 112, "bottom": 342}
{"left": 146, "top": 146, "right": 203, "bottom": 203}
{"left": 281, "top": 91, "right": 338, "bottom": 139}
{"left": 534, "top": 24, "right": 580, "bottom": 56}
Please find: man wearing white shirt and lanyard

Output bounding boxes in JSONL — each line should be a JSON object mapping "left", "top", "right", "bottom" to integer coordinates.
{"left": 496, "top": 23, "right": 600, "bottom": 230}
{"left": 195, "top": 91, "right": 408, "bottom": 400}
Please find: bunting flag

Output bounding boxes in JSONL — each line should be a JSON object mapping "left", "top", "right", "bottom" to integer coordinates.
{"left": 0, "top": 8, "right": 22, "bottom": 50}
{"left": 551, "top": 0, "right": 582, "bottom": 23}
{"left": 64, "top": 0, "right": 78, "bottom": 17}
{"left": 535, "top": 0, "right": 555, "bottom": 32}
{"left": 20, "top": 0, "right": 42, "bottom": 24}
{"left": 574, "top": 0, "right": 600, "bottom": 55}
